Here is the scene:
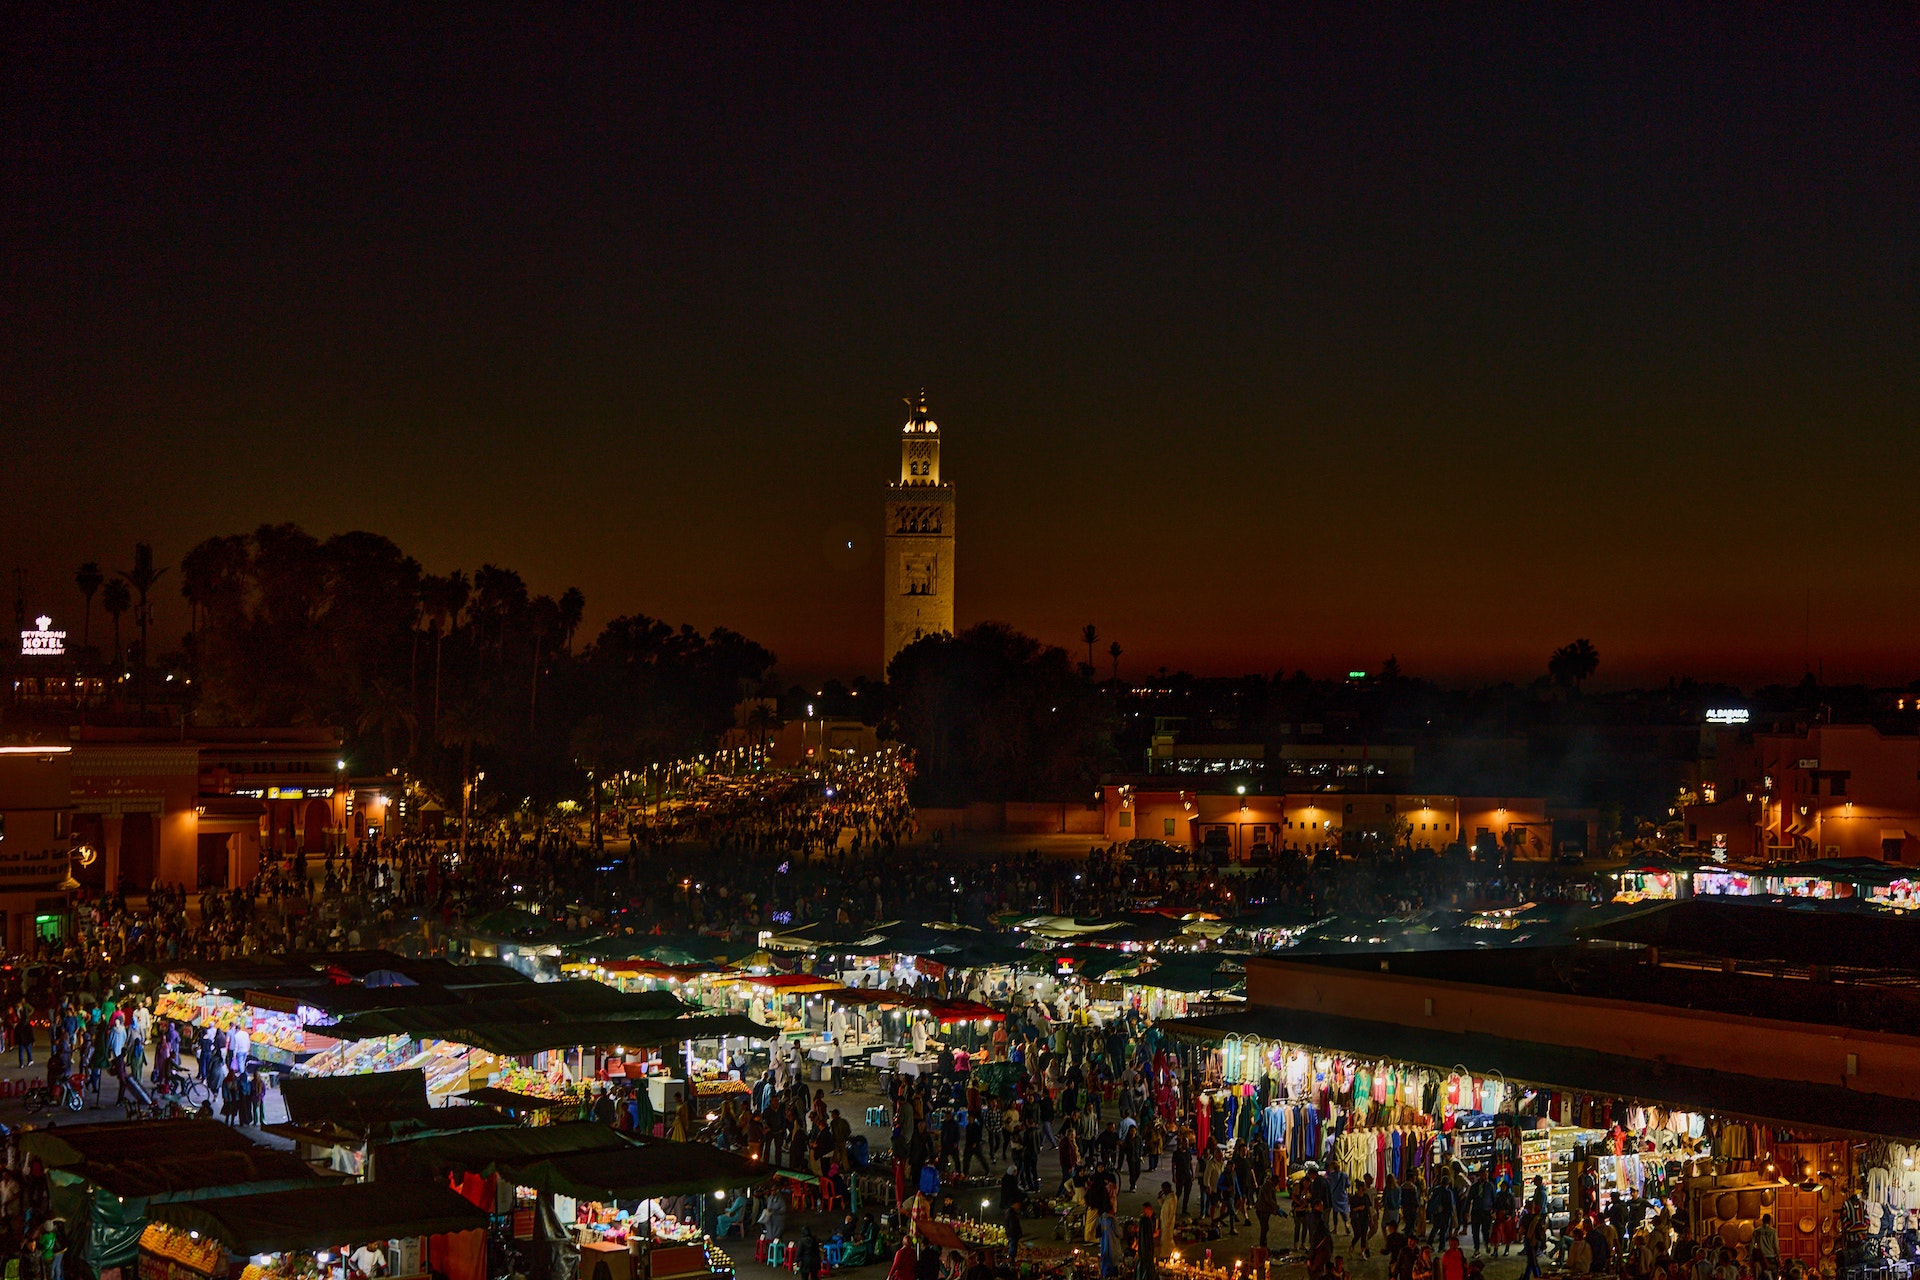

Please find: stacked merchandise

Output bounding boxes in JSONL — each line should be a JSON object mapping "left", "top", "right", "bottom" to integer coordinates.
{"left": 138, "top": 1223, "right": 225, "bottom": 1280}
{"left": 1449, "top": 1113, "right": 1498, "bottom": 1174}
{"left": 155, "top": 990, "right": 313, "bottom": 1064}
{"left": 1548, "top": 1129, "right": 1583, "bottom": 1230}
{"left": 296, "top": 1034, "right": 486, "bottom": 1103}
{"left": 1520, "top": 1128, "right": 1551, "bottom": 1196}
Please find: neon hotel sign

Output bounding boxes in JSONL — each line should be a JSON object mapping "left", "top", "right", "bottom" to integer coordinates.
{"left": 19, "top": 617, "right": 65, "bottom": 657}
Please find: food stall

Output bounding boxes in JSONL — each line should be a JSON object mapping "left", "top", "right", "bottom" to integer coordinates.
{"left": 146, "top": 1181, "right": 490, "bottom": 1280}
{"left": 562, "top": 960, "right": 737, "bottom": 1011}
{"left": 23, "top": 1120, "right": 316, "bottom": 1278}
{"left": 296, "top": 1033, "right": 491, "bottom": 1104}
{"left": 371, "top": 1122, "right": 764, "bottom": 1280}
{"left": 1613, "top": 866, "right": 1689, "bottom": 904}
{"left": 290, "top": 985, "right": 706, "bottom": 1106}
{"left": 152, "top": 987, "right": 324, "bottom": 1067}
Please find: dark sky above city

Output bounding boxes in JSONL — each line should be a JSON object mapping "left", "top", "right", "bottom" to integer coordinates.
{"left": 4, "top": 9, "right": 1917, "bottom": 684}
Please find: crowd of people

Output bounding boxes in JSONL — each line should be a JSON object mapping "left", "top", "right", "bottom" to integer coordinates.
{"left": 53, "top": 757, "right": 1614, "bottom": 984}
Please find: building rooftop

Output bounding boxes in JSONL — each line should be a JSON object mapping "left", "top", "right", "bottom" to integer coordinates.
{"left": 1257, "top": 897, "right": 1920, "bottom": 1040}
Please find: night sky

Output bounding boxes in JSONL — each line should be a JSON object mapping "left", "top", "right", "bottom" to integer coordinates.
{"left": 5, "top": 9, "right": 1917, "bottom": 683}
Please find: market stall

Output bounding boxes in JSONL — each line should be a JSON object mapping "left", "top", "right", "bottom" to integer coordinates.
{"left": 374, "top": 1122, "right": 763, "bottom": 1280}
{"left": 272, "top": 1070, "right": 512, "bottom": 1174}
{"left": 146, "top": 1180, "right": 490, "bottom": 1280}
{"left": 22, "top": 1120, "right": 317, "bottom": 1277}
{"left": 561, "top": 961, "right": 737, "bottom": 1011}
{"left": 152, "top": 986, "right": 322, "bottom": 1066}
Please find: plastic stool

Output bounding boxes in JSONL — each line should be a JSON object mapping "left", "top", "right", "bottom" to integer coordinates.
{"left": 823, "top": 1242, "right": 845, "bottom": 1269}
{"left": 755, "top": 1238, "right": 770, "bottom": 1264}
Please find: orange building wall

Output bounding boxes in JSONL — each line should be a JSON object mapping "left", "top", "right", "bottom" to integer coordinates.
{"left": 69, "top": 742, "right": 201, "bottom": 890}
{"left": 1246, "top": 956, "right": 1920, "bottom": 1103}
{"left": 1104, "top": 789, "right": 1563, "bottom": 855}
{"left": 1691, "top": 725, "right": 1920, "bottom": 863}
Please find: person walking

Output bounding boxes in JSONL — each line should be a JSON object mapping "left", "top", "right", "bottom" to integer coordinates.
{"left": 1351, "top": 1174, "right": 1375, "bottom": 1258}
{"left": 1003, "top": 1177, "right": 1025, "bottom": 1268}
{"left": 1522, "top": 1208, "right": 1546, "bottom": 1280}
{"left": 1256, "top": 1173, "right": 1283, "bottom": 1249}
{"left": 1469, "top": 1171, "right": 1494, "bottom": 1255}
{"left": 14, "top": 1007, "right": 33, "bottom": 1068}
{"left": 1173, "top": 1137, "right": 1194, "bottom": 1221}
{"left": 1428, "top": 1174, "right": 1456, "bottom": 1251}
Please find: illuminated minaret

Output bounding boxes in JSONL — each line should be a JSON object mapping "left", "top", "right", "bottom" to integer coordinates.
{"left": 883, "top": 392, "right": 955, "bottom": 674}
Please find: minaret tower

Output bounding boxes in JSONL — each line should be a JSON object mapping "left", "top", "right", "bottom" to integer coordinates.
{"left": 883, "top": 391, "right": 955, "bottom": 674}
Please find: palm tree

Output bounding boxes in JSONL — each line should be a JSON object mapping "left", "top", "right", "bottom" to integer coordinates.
{"left": 1108, "top": 640, "right": 1122, "bottom": 681}
{"left": 74, "top": 562, "right": 103, "bottom": 655}
{"left": 102, "top": 579, "right": 131, "bottom": 666}
{"left": 118, "top": 542, "right": 169, "bottom": 668}
{"left": 557, "top": 586, "right": 585, "bottom": 654}
{"left": 746, "top": 702, "right": 781, "bottom": 751}
{"left": 528, "top": 595, "right": 563, "bottom": 734}
{"left": 357, "top": 678, "right": 418, "bottom": 770}
{"left": 438, "top": 694, "right": 499, "bottom": 858}
{"left": 1081, "top": 623, "right": 1099, "bottom": 671}
{"left": 1548, "top": 638, "right": 1601, "bottom": 690}
{"left": 428, "top": 570, "right": 470, "bottom": 740}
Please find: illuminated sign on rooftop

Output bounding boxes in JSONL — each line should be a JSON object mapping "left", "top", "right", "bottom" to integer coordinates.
{"left": 19, "top": 617, "right": 64, "bottom": 657}
{"left": 1704, "top": 708, "right": 1750, "bottom": 725}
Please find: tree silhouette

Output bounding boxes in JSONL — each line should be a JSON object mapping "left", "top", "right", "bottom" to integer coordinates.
{"left": 102, "top": 579, "right": 131, "bottom": 665}
{"left": 356, "top": 677, "right": 417, "bottom": 769}
{"left": 1548, "top": 638, "right": 1600, "bottom": 690}
{"left": 424, "top": 570, "right": 470, "bottom": 740}
{"left": 1108, "top": 640, "right": 1122, "bottom": 681}
{"left": 437, "top": 693, "right": 501, "bottom": 857}
{"left": 118, "top": 543, "right": 168, "bottom": 704}
{"left": 74, "top": 562, "right": 103, "bottom": 655}
{"left": 746, "top": 702, "right": 781, "bottom": 750}
{"left": 557, "top": 587, "right": 586, "bottom": 654}
{"left": 1082, "top": 623, "right": 1099, "bottom": 671}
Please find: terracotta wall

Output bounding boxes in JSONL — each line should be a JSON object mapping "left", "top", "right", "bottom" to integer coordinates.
{"left": 1245, "top": 957, "right": 1920, "bottom": 1103}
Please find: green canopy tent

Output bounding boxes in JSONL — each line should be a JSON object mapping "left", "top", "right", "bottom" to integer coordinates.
{"left": 321, "top": 986, "right": 690, "bottom": 1045}
{"left": 1127, "top": 959, "right": 1243, "bottom": 994}
{"left": 273, "top": 1069, "right": 514, "bottom": 1151}
{"left": 374, "top": 1122, "right": 764, "bottom": 1202}
{"left": 23, "top": 1120, "right": 317, "bottom": 1272}
{"left": 148, "top": 1181, "right": 489, "bottom": 1256}
{"left": 464, "top": 908, "right": 558, "bottom": 939}
{"left": 359, "top": 1013, "right": 774, "bottom": 1059}
{"left": 562, "top": 934, "right": 763, "bottom": 966}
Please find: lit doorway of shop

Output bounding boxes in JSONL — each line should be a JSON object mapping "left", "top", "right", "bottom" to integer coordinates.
{"left": 303, "top": 797, "right": 331, "bottom": 852}
{"left": 121, "top": 812, "right": 157, "bottom": 889}
{"left": 197, "top": 832, "right": 233, "bottom": 890}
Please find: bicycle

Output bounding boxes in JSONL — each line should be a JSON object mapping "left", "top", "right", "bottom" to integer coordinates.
{"left": 154, "top": 1067, "right": 207, "bottom": 1109}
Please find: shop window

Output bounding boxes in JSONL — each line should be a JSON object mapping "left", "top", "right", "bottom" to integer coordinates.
{"left": 1163, "top": 818, "right": 1176, "bottom": 837}
{"left": 1117, "top": 811, "right": 1131, "bottom": 828}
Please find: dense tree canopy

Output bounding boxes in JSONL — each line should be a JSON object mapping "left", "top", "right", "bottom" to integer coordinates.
{"left": 884, "top": 622, "right": 1121, "bottom": 806}
{"left": 180, "top": 524, "right": 775, "bottom": 809}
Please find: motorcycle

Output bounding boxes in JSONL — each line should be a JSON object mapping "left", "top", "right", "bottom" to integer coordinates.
{"left": 24, "top": 1072, "right": 84, "bottom": 1114}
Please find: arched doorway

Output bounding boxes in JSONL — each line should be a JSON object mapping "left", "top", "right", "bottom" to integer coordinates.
{"left": 121, "top": 813, "right": 157, "bottom": 889}
{"left": 303, "top": 797, "right": 332, "bottom": 852}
